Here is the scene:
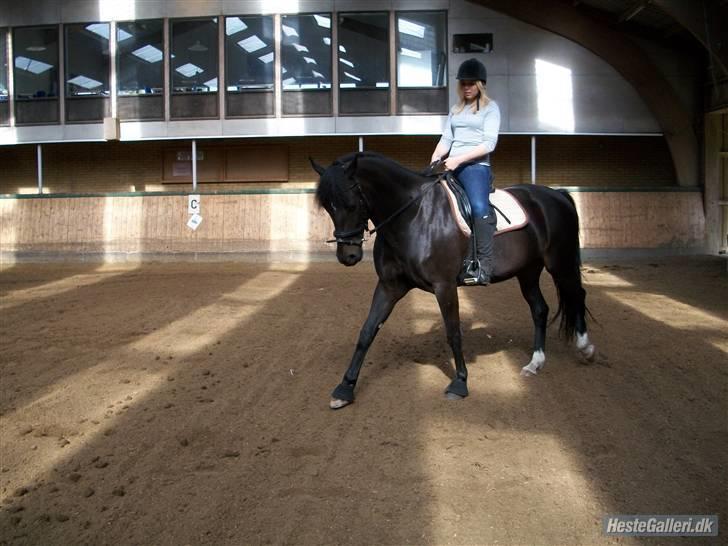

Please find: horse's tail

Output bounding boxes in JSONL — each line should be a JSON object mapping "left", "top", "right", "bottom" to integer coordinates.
{"left": 549, "top": 189, "right": 587, "bottom": 341}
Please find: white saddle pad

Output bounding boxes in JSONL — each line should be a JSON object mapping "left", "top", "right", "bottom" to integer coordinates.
{"left": 440, "top": 182, "right": 528, "bottom": 237}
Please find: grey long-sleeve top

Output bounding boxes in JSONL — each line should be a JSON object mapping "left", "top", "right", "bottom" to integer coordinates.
{"left": 437, "top": 100, "right": 501, "bottom": 166}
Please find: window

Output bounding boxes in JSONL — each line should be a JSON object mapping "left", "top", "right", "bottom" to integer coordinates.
{"left": 13, "top": 25, "right": 59, "bottom": 124}
{"left": 225, "top": 15, "right": 275, "bottom": 117}
{"left": 0, "top": 29, "right": 7, "bottom": 126}
{"left": 395, "top": 11, "right": 448, "bottom": 114}
{"left": 0, "top": 28, "right": 8, "bottom": 102}
{"left": 117, "top": 20, "right": 164, "bottom": 96}
{"left": 337, "top": 12, "right": 389, "bottom": 115}
{"left": 65, "top": 23, "right": 111, "bottom": 97}
{"left": 13, "top": 26, "right": 59, "bottom": 99}
{"left": 280, "top": 13, "right": 331, "bottom": 90}
{"left": 65, "top": 22, "right": 111, "bottom": 122}
{"left": 453, "top": 33, "right": 493, "bottom": 54}
{"left": 225, "top": 16, "right": 274, "bottom": 91}
{"left": 338, "top": 13, "right": 388, "bottom": 89}
{"left": 396, "top": 11, "right": 447, "bottom": 88}
{"left": 171, "top": 18, "right": 219, "bottom": 94}
{"left": 170, "top": 17, "right": 219, "bottom": 119}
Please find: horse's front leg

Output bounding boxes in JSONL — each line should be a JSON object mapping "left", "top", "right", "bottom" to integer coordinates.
{"left": 433, "top": 282, "right": 469, "bottom": 400}
{"left": 330, "top": 280, "right": 409, "bottom": 409}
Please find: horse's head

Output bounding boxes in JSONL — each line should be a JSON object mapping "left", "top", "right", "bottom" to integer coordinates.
{"left": 311, "top": 155, "right": 367, "bottom": 267}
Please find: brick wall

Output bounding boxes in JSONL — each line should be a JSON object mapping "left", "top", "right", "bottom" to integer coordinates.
{"left": 0, "top": 134, "right": 676, "bottom": 194}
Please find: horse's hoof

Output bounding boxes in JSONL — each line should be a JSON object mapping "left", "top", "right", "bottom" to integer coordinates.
{"left": 520, "top": 365, "right": 538, "bottom": 377}
{"left": 445, "top": 392, "right": 465, "bottom": 401}
{"left": 580, "top": 344, "right": 596, "bottom": 363}
{"left": 329, "top": 398, "right": 352, "bottom": 410}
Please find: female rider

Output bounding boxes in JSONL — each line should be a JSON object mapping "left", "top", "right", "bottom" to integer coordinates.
{"left": 431, "top": 58, "right": 500, "bottom": 285}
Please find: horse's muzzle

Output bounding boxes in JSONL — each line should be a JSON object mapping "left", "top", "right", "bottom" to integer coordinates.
{"left": 337, "top": 244, "right": 362, "bottom": 266}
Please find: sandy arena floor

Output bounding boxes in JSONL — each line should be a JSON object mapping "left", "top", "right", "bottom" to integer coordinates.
{"left": 0, "top": 257, "right": 726, "bottom": 545}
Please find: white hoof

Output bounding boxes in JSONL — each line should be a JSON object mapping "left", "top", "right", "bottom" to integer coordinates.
{"left": 329, "top": 398, "right": 351, "bottom": 410}
{"left": 520, "top": 350, "right": 545, "bottom": 377}
{"left": 580, "top": 344, "right": 596, "bottom": 362}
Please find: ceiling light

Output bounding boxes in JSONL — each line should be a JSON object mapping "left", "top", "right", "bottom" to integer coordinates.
{"left": 258, "top": 52, "right": 274, "bottom": 64}
{"left": 188, "top": 40, "right": 208, "bottom": 52}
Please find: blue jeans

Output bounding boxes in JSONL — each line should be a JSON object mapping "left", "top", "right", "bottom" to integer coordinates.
{"left": 454, "top": 162, "right": 493, "bottom": 218}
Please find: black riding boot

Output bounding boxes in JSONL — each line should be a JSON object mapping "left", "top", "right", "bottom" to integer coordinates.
{"left": 462, "top": 214, "right": 496, "bottom": 285}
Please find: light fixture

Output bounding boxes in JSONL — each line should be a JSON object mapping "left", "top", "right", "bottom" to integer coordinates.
{"left": 188, "top": 40, "right": 208, "bottom": 52}
{"left": 26, "top": 45, "right": 47, "bottom": 52}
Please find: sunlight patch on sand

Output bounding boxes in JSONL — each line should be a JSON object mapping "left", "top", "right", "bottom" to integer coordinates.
{"left": 582, "top": 268, "right": 634, "bottom": 288}
{"left": 0, "top": 266, "right": 137, "bottom": 311}
{"left": 0, "top": 268, "right": 304, "bottom": 501}
{"left": 606, "top": 291, "right": 727, "bottom": 332}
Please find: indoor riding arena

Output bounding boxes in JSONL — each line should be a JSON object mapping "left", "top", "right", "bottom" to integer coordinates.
{"left": 0, "top": 1, "right": 726, "bottom": 545}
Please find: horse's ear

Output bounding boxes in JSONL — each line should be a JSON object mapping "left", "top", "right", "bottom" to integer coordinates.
{"left": 344, "top": 154, "right": 358, "bottom": 178}
{"left": 309, "top": 157, "right": 326, "bottom": 176}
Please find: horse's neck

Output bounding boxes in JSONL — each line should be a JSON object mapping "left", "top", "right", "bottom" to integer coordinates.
{"left": 357, "top": 159, "right": 426, "bottom": 223}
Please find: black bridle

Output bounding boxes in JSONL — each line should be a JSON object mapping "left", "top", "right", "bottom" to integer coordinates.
{"left": 326, "top": 176, "right": 440, "bottom": 246}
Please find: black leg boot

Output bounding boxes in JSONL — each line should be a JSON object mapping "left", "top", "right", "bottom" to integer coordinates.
{"left": 467, "top": 214, "right": 496, "bottom": 285}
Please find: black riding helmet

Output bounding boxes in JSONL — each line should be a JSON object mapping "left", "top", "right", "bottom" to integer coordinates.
{"left": 456, "top": 58, "right": 487, "bottom": 84}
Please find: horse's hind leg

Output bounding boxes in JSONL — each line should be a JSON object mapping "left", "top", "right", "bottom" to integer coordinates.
{"left": 433, "top": 282, "right": 469, "bottom": 400}
{"left": 551, "top": 266, "right": 596, "bottom": 362}
{"left": 330, "top": 280, "right": 409, "bottom": 409}
{"left": 574, "top": 290, "right": 595, "bottom": 362}
{"left": 517, "top": 265, "right": 549, "bottom": 376}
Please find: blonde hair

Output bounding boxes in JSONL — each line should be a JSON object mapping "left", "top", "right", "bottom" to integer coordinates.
{"left": 453, "top": 80, "right": 490, "bottom": 114}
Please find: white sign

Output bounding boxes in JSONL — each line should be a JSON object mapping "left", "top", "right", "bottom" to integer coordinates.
{"left": 188, "top": 194, "right": 200, "bottom": 214}
{"left": 187, "top": 213, "right": 203, "bottom": 231}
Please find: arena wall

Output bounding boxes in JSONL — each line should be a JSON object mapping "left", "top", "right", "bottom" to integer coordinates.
{"left": 0, "top": 188, "right": 705, "bottom": 262}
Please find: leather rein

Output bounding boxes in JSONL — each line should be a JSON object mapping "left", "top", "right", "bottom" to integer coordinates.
{"left": 327, "top": 177, "right": 441, "bottom": 246}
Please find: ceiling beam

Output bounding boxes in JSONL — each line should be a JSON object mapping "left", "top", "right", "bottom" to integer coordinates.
{"left": 617, "top": 0, "right": 652, "bottom": 23}
{"left": 468, "top": 0, "right": 699, "bottom": 186}
{"left": 651, "top": 0, "right": 727, "bottom": 78}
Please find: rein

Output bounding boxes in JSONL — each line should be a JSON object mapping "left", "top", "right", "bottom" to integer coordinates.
{"left": 327, "top": 177, "right": 441, "bottom": 246}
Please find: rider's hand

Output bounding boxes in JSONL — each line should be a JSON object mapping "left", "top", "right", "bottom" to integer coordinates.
{"left": 444, "top": 156, "right": 462, "bottom": 171}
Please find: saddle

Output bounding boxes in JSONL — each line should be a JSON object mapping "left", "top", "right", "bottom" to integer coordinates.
{"left": 440, "top": 172, "right": 528, "bottom": 237}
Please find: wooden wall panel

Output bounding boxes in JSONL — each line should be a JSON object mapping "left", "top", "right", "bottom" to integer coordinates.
{"left": 0, "top": 191, "right": 706, "bottom": 260}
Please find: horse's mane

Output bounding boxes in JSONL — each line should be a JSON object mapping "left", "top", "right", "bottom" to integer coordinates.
{"left": 315, "top": 151, "right": 426, "bottom": 209}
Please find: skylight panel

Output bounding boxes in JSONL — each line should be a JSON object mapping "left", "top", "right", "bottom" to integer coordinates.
{"left": 67, "top": 75, "right": 103, "bottom": 89}
{"left": 226, "top": 17, "right": 248, "bottom": 36}
{"left": 131, "top": 44, "right": 163, "bottom": 63}
{"left": 237, "top": 35, "right": 266, "bottom": 53}
{"left": 175, "top": 63, "right": 204, "bottom": 77}
{"left": 14, "top": 56, "right": 53, "bottom": 75}
{"left": 398, "top": 19, "right": 425, "bottom": 38}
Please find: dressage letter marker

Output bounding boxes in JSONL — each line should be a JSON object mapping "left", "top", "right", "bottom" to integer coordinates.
{"left": 188, "top": 194, "right": 201, "bottom": 215}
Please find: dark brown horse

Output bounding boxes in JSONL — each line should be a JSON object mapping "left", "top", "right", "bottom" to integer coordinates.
{"left": 311, "top": 152, "right": 595, "bottom": 409}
